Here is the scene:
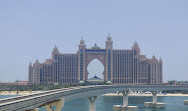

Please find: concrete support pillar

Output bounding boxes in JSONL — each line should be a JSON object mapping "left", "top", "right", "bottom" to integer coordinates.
{"left": 44, "top": 98, "right": 64, "bottom": 111}
{"left": 113, "top": 91, "right": 138, "bottom": 111}
{"left": 122, "top": 91, "right": 129, "bottom": 106}
{"left": 44, "top": 105, "right": 53, "bottom": 111}
{"left": 113, "top": 105, "right": 122, "bottom": 111}
{"left": 54, "top": 99, "right": 64, "bottom": 111}
{"left": 152, "top": 92, "right": 157, "bottom": 103}
{"left": 144, "top": 92, "right": 165, "bottom": 108}
{"left": 88, "top": 96, "right": 97, "bottom": 111}
{"left": 184, "top": 100, "right": 188, "bottom": 105}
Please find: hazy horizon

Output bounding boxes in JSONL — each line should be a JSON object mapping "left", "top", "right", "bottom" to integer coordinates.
{"left": 0, "top": 0, "right": 188, "bottom": 82}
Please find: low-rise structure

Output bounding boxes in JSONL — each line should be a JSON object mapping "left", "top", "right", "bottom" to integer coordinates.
{"left": 0, "top": 81, "right": 28, "bottom": 85}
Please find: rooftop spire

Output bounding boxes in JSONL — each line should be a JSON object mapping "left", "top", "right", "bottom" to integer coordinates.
{"left": 94, "top": 74, "right": 98, "bottom": 78}
{"left": 80, "top": 36, "right": 85, "bottom": 44}
{"left": 29, "top": 61, "right": 32, "bottom": 66}
{"left": 92, "top": 43, "right": 100, "bottom": 49}
{"left": 53, "top": 45, "right": 59, "bottom": 52}
{"left": 107, "top": 33, "right": 112, "bottom": 41}
{"left": 159, "top": 57, "right": 162, "bottom": 61}
{"left": 108, "top": 33, "right": 111, "bottom": 37}
{"left": 133, "top": 41, "right": 138, "bottom": 47}
{"left": 152, "top": 54, "right": 156, "bottom": 60}
{"left": 36, "top": 58, "right": 39, "bottom": 63}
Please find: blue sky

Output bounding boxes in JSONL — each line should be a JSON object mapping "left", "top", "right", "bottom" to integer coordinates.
{"left": 0, "top": 0, "right": 188, "bottom": 82}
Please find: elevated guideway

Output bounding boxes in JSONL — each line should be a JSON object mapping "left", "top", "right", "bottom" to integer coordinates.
{"left": 0, "top": 85, "right": 188, "bottom": 111}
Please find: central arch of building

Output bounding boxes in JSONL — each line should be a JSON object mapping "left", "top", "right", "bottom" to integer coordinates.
{"left": 85, "top": 51, "right": 106, "bottom": 80}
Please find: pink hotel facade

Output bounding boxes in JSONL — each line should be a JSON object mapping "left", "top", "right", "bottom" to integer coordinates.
{"left": 28, "top": 36, "right": 163, "bottom": 85}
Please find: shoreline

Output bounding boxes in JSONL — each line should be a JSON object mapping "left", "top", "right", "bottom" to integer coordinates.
{"left": 0, "top": 91, "right": 43, "bottom": 96}
{"left": 103, "top": 93, "right": 188, "bottom": 97}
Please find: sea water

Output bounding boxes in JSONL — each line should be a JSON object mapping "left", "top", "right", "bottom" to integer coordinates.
{"left": 0, "top": 95, "right": 18, "bottom": 99}
{"left": 40, "top": 96, "right": 188, "bottom": 111}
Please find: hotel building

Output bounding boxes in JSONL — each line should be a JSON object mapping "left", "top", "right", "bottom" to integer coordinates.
{"left": 29, "top": 35, "right": 163, "bottom": 84}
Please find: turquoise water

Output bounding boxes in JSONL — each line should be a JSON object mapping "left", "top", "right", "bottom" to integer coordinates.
{"left": 1, "top": 95, "right": 188, "bottom": 111}
{"left": 0, "top": 95, "right": 18, "bottom": 99}
{"left": 40, "top": 96, "right": 188, "bottom": 111}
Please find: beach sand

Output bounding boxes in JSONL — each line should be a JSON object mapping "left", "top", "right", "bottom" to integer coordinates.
{"left": 103, "top": 93, "right": 188, "bottom": 97}
{"left": 0, "top": 91, "right": 43, "bottom": 96}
